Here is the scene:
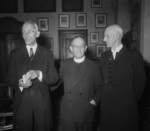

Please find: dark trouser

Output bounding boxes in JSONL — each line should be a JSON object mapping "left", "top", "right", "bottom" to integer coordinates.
{"left": 59, "top": 119, "right": 93, "bottom": 131}
{"left": 14, "top": 93, "right": 51, "bottom": 131}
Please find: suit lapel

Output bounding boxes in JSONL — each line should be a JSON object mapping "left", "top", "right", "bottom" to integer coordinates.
{"left": 115, "top": 46, "right": 127, "bottom": 61}
{"left": 20, "top": 46, "right": 29, "bottom": 74}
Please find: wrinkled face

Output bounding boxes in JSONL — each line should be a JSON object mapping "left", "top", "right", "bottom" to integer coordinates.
{"left": 70, "top": 37, "right": 87, "bottom": 59}
{"left": 22, "top": 23, "right": 39, "bottom": 46}
{"left": 103, "top": 28, "right": 117, "bottom": 49}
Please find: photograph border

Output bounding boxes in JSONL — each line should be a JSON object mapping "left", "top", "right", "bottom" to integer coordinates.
{"left": 95, "top": 13, "right": 107, "bottom": 28}
{"left": 90, "top": 32, "right": 99, "bottom": 43}
{"left": 91, "top": 0, "right": 102, "bottom": 8}
{"left": 59, "top": 14, "right": 70, "bottom": 28}
{"left": 37, "top": 17, "right": 49, "bottom": 32}
{"left": 95, "top": 44, "right": 107, "bottom": 58}
{"left": 76, "top": 13, "right": 87, "bottom": 27}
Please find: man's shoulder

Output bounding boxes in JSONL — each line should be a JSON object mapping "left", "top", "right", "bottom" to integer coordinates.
{"left": 10, "top": 45, "right": 26, "bottom": 54}
{"left": 86, "top": 57, "right": 99, "bottom": 67}
{"left": 61, "top": 58, "right": 73, "bottom": 64}
{"left": 38, "top": 45, "right": 53, "bottom": 55}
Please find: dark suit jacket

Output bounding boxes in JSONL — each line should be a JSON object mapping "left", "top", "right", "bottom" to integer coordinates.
{"left": 100, "top": 46, "right": 146, "bottom": 131}
{"left": 59, "top": 57, "right": 102, "bottom": 123}
{"left": 7, "top": 45, "right": 58, "bottom": 127}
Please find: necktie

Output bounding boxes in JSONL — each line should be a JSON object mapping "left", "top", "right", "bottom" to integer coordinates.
{"left": 30, "top": 48, "right": 34, "bottom": 61}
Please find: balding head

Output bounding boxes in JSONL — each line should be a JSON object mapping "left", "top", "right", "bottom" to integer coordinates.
{"left": 105, "top": 25, "right": 123, "bottom": 40}
{"left": 103, "top": 25, "right": 123, "bottom": 49}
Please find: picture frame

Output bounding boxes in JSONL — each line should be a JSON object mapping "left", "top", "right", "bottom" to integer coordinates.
{"left": 0, "top": 0, "right": 18, "bottom": 13}
{"left": 90, "top": 32, "right": 99, "bottom": 43}
{"left": 37, "top": 37, "right": 54, "bottom": 51}
{"left": 95, "top": 44, "right": 107, "bottom": 58}
{"left": 59, "top": 14, "right": 70, "bottom": 28}
{"left": 23, "top": 0, "right": 56, "bottom": 13}
{"left": 62, "top": 0, "right": 83, "bottom": 12}
{"left": 76, "top": 13, "right": 87, "bottom": 27}
{"left": 95, "top": 13, "right": 107, "bottom": 28}
{"left": 91, "top": 0, "right": 102, "bottom": 8}
{"left": 37, "top": 17, "right": 49, "bottom": 32}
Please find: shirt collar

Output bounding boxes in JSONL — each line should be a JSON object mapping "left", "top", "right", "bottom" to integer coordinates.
{"left": 74, "top": 56, "right": 85, "bottom": 63}
{"left": 111, "top": 44, "right": 123, "bottom": 53}
{"left": 26, "top": 43, "right": 37, "bottom": 55}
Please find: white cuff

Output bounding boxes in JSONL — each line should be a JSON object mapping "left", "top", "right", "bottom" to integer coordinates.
{"left": 38, "top": 71, "right": 43, "bottom": 82}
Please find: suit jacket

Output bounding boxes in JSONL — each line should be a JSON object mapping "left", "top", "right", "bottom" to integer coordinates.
{"left": 7, "top": 44, "right": 59, "bottom": 125}
{"left": 100, "top": 46, "right": 146, "bottom": 131}
{"left": 59, "top": 57, "right": 102, "bottom": 123}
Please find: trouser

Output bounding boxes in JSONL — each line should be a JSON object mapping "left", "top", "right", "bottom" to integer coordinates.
{"left": 59, "top": 119, "right": 93, "bottom": 131}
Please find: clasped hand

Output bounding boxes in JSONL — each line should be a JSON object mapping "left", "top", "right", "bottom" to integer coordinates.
{"left": 19, "top": 70, "right": 40, "bottom": 89}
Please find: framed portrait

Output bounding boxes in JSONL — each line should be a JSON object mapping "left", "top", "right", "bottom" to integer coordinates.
{"left": 37, "top": 17, "right": 49, "bottom": 32}
{"left": 37, "top": 37, "right": 54, "bottom": 51}
{"left": 23, "top": 0, "right": 56, "bottom": 12}
{"left": 62, "top": 0, "right": 83, "bottom": 12}
{"left": 0, "top": 0, "right": 18, "bottom": 13}
{"left": 90, "top": 32, "right": 99, "bottom": 43}
{"left": 59, "top": 14, "right": 70, "bottom": 28}
{"left": 95, "top": 13, "right": 107, "bottom": 28}
{"left": 95, "top": 44, "right": 107, "bottom": 58}
{"left": 91, "top": 0, "right": 102, "bottom": 8}
{"left": 76, "top": 13, "right": 87, "bottom": 27}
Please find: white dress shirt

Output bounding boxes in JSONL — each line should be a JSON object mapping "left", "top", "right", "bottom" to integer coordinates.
{"left": 111, "top": 44, "right": 123, "bottom": 59}
{"left": 20, "top": 44, "right": 42, "bottom": 92}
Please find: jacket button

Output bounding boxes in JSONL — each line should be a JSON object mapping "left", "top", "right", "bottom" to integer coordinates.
{"left": 80, "top": 92, "right": 83, "bottom": 95}
{"left": 69, "top": 99, "right": 72, "bottom": 102}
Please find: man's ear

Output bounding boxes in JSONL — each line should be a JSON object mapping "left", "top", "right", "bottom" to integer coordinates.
{"left": 85, "top": 45, "right": 87, "bottom": 51}
{"left": 35, "top": 23, "right": 40, "bottom": 38}
{"left": 70, "top": 46, "right": 73, "bottom": 53}
{"left": 36, "top": 31, "right": 40, "bottom": 38}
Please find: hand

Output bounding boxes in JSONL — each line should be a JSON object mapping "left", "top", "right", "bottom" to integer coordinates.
{"left": 18, "top": 78, "right": 32, "bottom": 88}
{"left": 27, "top": 70, "right": 40, "bottom": 80}
{"left": 90, "top": 99, "right": 96, "bottom": 106}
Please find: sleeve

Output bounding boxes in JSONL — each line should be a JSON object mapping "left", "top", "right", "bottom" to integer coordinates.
{"left": 7, "top": 50, "right": 18, "bottom": 90}
{"left": 132, "top": 51, "right": 147, "bottom": 101}
{"left": 42, "top": 51, "right": 59, "bottom": 85}
{"left": 93, "top": 63, "right": 103, "bottom": 105}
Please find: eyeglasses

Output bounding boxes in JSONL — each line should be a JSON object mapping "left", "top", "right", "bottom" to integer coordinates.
{"left": 22, "top": 30, "right": 35, "bottom": 36}
{"left": 71, "top": 45, "right": 85, "bottom": 49}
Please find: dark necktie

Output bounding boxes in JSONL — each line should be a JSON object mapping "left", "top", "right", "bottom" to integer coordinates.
{"left": 30, "top": 48, "right": 34, "bottom": 61}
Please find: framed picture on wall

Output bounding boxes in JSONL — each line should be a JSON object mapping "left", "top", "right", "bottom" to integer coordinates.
{"left": 76, "top": 13, "right": 87, "bottom": 27}
{"left": 59, "top": 14, "right": 70, "bottom": 28}
{"left": 95, "top": 44, "right": 107, "bottom": 58}
{"left": 37, "top": 17, "right": 49, "bottom": 32}
{"left": 91, "top": 0, "right": 102, "bottom": 8}
{"left": 90, "top": 32, "right": 99, "bottom": 43}
{"left": 0, "top": 0, "right": 18, "bottom": 13}
{"left": 23, "top": 0, "right": 56, "bottom": 12}
{"left": 62, "top": 0, "right": 83, "bottom": 12}
{"left": 37, "top": 38, "right": 54, "bottom": 51}
{"left": 95, "top": 13, "right": 107, "bottom": 28}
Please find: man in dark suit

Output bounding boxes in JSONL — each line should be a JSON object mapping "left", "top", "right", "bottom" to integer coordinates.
{"left": 59, "top": 36, "right": 102, "bottom": 131}
{"left": 100, "top": 24, "right": 146, "bottom": 131}
{"left": 7, "top": 21, "right": 59, "bottom": 131}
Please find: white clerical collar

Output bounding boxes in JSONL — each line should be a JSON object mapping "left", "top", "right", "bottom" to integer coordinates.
{"left": 74, "top": 56, "right": 85, "bottom": 63}
{"left": 26, "top": 43, "right": 37, "bottom": 56}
